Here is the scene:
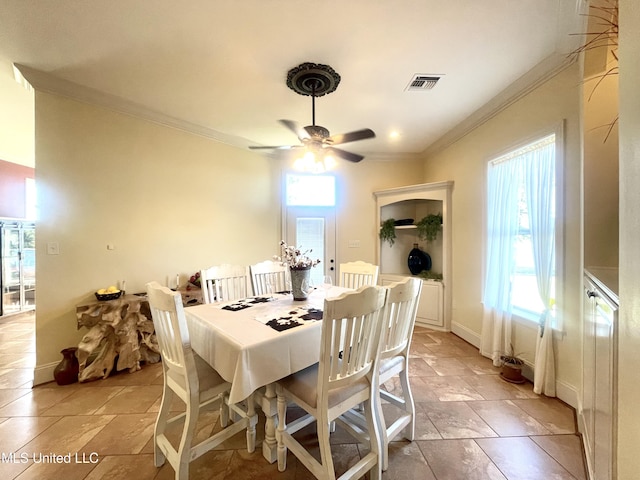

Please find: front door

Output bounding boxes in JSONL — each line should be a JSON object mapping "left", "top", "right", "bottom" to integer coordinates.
{"left": 285, "top": 207, "right": 336, "bottom": 285}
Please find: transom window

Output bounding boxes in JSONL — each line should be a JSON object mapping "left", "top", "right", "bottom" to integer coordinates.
{"left": 285, "top": 174, "right": 335, "bottom": 207}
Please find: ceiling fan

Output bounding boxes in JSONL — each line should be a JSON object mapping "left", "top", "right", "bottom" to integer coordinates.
{"left": 249, "top": 62, "right": 375, "bottom": 164}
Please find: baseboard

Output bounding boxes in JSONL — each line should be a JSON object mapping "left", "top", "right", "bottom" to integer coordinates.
{"left": 451, "top": 321, "right": 481, "bottom": 348}
{"left": 33, "top": 361, "right": 57, "bottom": 386}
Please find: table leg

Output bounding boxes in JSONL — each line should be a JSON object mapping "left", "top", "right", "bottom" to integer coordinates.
{"left": 259, "top": 383, "right": 278, "bottom": 463}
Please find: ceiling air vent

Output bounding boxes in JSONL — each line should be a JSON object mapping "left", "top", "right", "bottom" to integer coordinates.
{"left": 405, "top": 74, "right": 441, "bottom": 91}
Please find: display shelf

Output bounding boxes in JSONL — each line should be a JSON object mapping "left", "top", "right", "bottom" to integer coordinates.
{"left": 374, "top": 181, "right": 453, "bottom": 331}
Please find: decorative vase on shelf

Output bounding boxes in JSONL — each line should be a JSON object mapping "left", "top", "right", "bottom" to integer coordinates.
{"left": 408, "top": 243, "right": 432, "bottom": 275}
{"left": 53, "top": 347, "right": 80, "bottom": 385}
{"left": 290, "top": 266, "right": 311, "bottom": 301}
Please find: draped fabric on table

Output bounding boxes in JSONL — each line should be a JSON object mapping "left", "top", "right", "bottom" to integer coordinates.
{"left": 480, "top": 155, "right": 521, "bottom": 366}
{"left": 525, "top": 142, "right": 556, "bottom": 396}
{"left": 480, "top": 136, "right": 556, "bottom": 397}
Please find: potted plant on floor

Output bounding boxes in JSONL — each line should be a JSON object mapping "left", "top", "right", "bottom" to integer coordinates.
{"left": 499, "top": 345, "right": 525, "bottom": 384}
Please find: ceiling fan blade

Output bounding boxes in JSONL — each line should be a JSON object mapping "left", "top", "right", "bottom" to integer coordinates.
{"left": 249, "top": 145, "right": 298, "bottom": 150}
{"left": 279, "top": 119, "right": 310, "bottom": 141}
{"left": 326, "top": 147, "right": 364, "bottom": 163}
{"left": 328, "top": 128, "right": 375, "bottom": 145}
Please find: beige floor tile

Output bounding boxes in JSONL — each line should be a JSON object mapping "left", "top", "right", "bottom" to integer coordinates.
{"left": 408, "top": 356, "right": 438, "bottom": 377}
{"left": 0, "top": 368, "right": 33, "bottom": 389}
{"left": 0, "top": 386, "right": 77, "bottom": 416}
{"left": 457, "top": 355, "right": 502, "bottom": 375}
{"left": 468, "top": 400, "right": 551, "bottom": 436}
{"left": 0, "top": 387, "right": 31, "bottom": 409}
{"left": 417, "top": 439, "right": 507, "bottom": 479}
{"left": 17, "top": 415, "right": 115, "bottom": 456}
{"left": 82, "top": 413, "right": 156, "bottom": 455}
{"left": 93, "top": 385, "right": 163, "bottom": 414}
{"left": 510, "top": 397, "right": 577, "bottom": 434}
{"left": 384, "top": 441, "right": 436, "bottom": 479}
{"left": 423, "top": 357, "right": 477, "bottom": 377}
{"left": 0, "top": 315, "right": 588, "bottom": 480}
{"left": 461, "top": 374, "right": 535, "bottom": 400}
{"left": 419, "top": 375, "right": 485, "bottom": 402}
{"left": 83, "top": 454, "right": 160, "bottom": 480}
{"left": 13, "top": 456, "right": 98, "bottom": 480}
{"left": 0, "top": 416, "right": 61, "bottom": 453}
{"left": 418, "top": 401, "right": 498, "bottom": 439}
{"left": 531, "top": 434, "right": 587, "bottom": 480}
{"left": 476, "top": 436, "right": 579, "bottom": 479}
{"left": 41, "top": 386, "right": 124, "bottom": 416}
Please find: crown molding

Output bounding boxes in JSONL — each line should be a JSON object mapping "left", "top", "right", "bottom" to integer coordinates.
{"left": 13, "top": 64, "right": 254, "bottom": 149}
{"left": 422, "top": 52, "right": 578, "bottom": 158}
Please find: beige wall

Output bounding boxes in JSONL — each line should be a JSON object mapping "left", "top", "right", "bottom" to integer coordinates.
{"left": 34, "top": 92, "right": 282, "bottom": 369}
{"left": 583, "top": 14, "right": 619, "bottom": 269}
{"left": 419, "top": 63, "right": 584, "bottom": 403}
{"left": 33, "top": 91, "right": 417, "bottom": 376}
{"left": 0, "top": 59, "right": 34, "bottom": 166}
{"left": 617, "top": 0, "right": 640, "bottom": 476}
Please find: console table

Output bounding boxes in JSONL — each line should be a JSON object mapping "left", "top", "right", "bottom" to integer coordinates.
{"left": 76, "top": 294, "right": 160, "bottom": 382}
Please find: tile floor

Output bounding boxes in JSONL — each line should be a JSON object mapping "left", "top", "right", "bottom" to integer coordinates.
{"left": 0, "top": 311, "right": 587, "bottom": 479}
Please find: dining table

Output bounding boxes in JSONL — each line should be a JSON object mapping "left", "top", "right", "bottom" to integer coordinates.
{"left": 184, "top": 285, "right": 346, "bottom": 463}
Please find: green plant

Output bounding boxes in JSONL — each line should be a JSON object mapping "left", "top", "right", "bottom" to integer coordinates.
{"left": 415, "top": 214, "right": 442, "bottom": 243}
{"left": 417, "top": 270, "right": 443, "bottom": 281}
{"left": 499, "top": 344, "right": 524, "bottom": 366}
{"left": 379, "top": 218, "right": 397, "bottom": 246}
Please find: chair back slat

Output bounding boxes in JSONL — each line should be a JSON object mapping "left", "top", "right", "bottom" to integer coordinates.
{"left": 146, "top": 281, "right": 198, "bottom": 394}
{"left": 338, "top": 261, "right": 379, "bottom": 289}
{"left": 319, "top": 285, "right": 387, "bottom": 394}
{"left": 200, "top": 264, "right": 251, "bottom": 303}
{"left": 250, "top": 260, "right": 289, "bottom": 296}
{"left": 380, "top": 277, "right": 423, "bottom": 359}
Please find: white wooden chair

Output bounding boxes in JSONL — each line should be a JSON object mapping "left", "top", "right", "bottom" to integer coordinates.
{"left": 343, "top": 277, "right": 423, "bottom": 471}
{"left": 276, "top": 285, "right": 388, "bottom": 480}
{"left": 338, "top": 261, "right": 379, "bottom": 289}
{"left": 146, "top": 282, "right": 257, "bottom": 480}
{"left": 249, "top": 260, "right": 289, "bottom": 296}
{"left": 200, "top": 264, "right": 251, "bottom": 303}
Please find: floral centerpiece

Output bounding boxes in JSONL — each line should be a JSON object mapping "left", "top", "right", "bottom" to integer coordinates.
{"left": 275, "top": 241, "right": 321, "bottom": 301}
{"left": 274, "top": 241, "right": 321, "bottom": 270}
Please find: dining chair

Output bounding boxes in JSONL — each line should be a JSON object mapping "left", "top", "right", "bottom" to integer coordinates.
{"left": 146, "top": 282, "right": 257, "bottom": 480}
{"left": 276, "top": 285, "right": 388, "bottom": 480}
{"left": 200, "top": 264, "right": 251, "bottom": 303}
{"left": 338, "top": 261, "right": 379, "bottom": 289}
{"left": 341, "top": 277, "right": 422, "bottom": 471}
{"left": 249, "top": 260, "right": 289, "bottom": 296}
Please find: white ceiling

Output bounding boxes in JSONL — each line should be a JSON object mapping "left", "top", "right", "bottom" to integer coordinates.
{"left": 0, "top": 0, "right": 586, "bottom": 161}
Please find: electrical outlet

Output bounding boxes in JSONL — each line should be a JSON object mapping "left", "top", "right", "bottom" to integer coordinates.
{"left": 348, "top": 240, "right": 361, "bottom": 248}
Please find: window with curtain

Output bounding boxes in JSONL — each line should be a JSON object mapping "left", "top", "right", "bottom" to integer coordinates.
{"left": 482, "top": 131, "right": 559, "bottom": 396}
{"left": 484, "top": 133, "right": 556, "bottom": 324}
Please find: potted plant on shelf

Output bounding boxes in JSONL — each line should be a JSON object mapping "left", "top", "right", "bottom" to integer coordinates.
{"left": 379, "top": 218, "right": 396, "bottom": 246}
{"left": 415, "top": 213, "right": 442, "bottom": 243}
{"left": 499, "top": 345, "right": 526, "bottom": 384}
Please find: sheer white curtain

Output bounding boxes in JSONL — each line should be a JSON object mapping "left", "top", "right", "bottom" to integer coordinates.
{"left": 524, "top": 141, "right": 556, "bottom": 396}
{"left": 480, "top": 156, "right": 523, "bottom": 365}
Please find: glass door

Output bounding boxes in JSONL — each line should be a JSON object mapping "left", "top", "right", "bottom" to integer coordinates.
{"left": 1, "top": 222, "right": 36, "bottom": 316}
{"left": 285, "top": 207, "right": 336, "bottom": 286}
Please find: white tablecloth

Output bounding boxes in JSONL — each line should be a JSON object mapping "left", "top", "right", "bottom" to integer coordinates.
{"left": 184, "top": 287, "right": 345, "bottom": 404}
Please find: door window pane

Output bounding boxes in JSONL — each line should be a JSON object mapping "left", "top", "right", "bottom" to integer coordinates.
{"left": 296, "top": 217, "right": 325, "bottom": 284}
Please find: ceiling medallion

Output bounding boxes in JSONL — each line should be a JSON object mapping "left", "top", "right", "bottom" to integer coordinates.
{"left": 286, "top": 62, "right": 341, "bottom": 97}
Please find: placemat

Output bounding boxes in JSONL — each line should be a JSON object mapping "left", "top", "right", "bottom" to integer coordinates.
{"left": 256, "top": 307, "right": 323, "bottom": 331}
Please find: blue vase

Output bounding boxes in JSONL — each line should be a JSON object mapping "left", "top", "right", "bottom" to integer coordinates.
{"left": 408, "top": 244, "right": 431, "bottom": 275}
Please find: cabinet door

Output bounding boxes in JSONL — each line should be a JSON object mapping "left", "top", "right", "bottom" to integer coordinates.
{"left": 416, "top": 281, "right": 442, "bottom": 327}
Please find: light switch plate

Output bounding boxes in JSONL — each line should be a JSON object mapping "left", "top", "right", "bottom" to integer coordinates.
{"left": 47, "top": 242, "right": 59, "bottom": 255}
